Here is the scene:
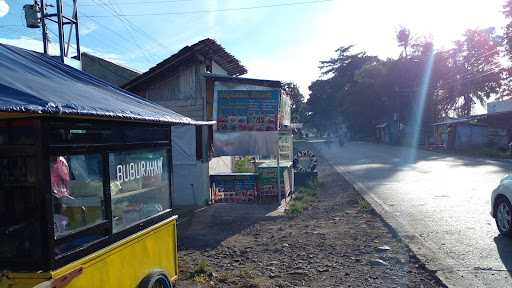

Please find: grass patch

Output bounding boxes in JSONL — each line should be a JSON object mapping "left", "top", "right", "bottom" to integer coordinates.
{"left": 234, "top": 156, "right": 255, "bottom": 173}
{"left": 218, "top": 269, "right": 272, "bottom": 288}
{"left": 358, "top": 198, "right": 371, "bottom": 211}
{"left": 189, "top": 259, "right": 211, "bottom": 284}
{"left": 287, "top": 181, "right": 319, "bottom": 215}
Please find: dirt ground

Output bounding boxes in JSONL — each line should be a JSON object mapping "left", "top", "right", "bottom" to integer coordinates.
{"left": 176, "top": 151, "right": 444, "bottom": 288}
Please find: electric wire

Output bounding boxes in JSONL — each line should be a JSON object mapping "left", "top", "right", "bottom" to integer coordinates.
{"left": 83, "top": 0, "right": 337, "bottom": 17}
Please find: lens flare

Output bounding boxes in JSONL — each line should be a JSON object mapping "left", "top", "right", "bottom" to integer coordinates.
{"left": 407, "top": 50, "right": 435, "bottom": 162}
{"left": 0, "top": 0, "right": 9, "bottom": 17}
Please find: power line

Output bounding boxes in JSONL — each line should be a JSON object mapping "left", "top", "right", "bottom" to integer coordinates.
{"left": 80, "top": 11, "right": 157, "bottom": 64}
{"left": 84, "top": 0, "right": 337, "bottom": 17}
{"left": 79, "top": 0, "right": 192, "bottom": 6}
{"left": 94, "top": 0, "right": 169, "bottom": 51}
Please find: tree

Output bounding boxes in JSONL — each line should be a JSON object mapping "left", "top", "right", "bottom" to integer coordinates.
{"left": 306, "top": 26, "right": 504, "bottom": 140}
{"left": 396, "top": 27, "right": 411, "bottom": 58}
{"left": 502, "top": 0, "right": 512, "bottom": 98}
{"left": 504, "top": 0, "right": 512, "bottom": 59}
{"left": 306, "top": 46, "right": 379, "bottom": 134}
{"left": 281, "top": 82, "right": 306, "bottom": 123}
{"left": 436, "top": 28, "right": 503, "bottom": 116}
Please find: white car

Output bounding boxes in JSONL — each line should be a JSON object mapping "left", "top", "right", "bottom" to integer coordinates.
{"left": 491, "top": 175, "right": 512, "bottom": 236}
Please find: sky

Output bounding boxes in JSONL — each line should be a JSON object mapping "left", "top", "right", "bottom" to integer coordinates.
{"left": 0, "top": 0, "right": 508, "bottom": 97}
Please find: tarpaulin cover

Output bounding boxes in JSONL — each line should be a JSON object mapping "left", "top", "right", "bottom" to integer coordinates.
{"left": 214, "top": 131, "right": 278, "bottom": 156}
{"left": 212, "top": 81, "right": 279, "bottom": 156}
{"left": 0, "top": 44, "right": 203, "bottom": 125}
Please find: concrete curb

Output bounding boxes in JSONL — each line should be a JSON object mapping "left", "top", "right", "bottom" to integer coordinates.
{"left": 323, "top": 158, "right": 479, "bottom": 288}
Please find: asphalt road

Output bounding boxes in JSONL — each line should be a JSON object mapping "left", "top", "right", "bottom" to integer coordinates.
{"left": 317, "top": 141, "right": 512, "bottom": 288}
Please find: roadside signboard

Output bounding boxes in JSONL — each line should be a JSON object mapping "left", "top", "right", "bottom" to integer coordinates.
{"left": 213, "top": 82, "right": 281, "bottom": 156}
{"left": 216, "top": 90, "right": 279, "bottom": 132}
{"left": 211, "top": 173, "right": 257, "bottom": 202}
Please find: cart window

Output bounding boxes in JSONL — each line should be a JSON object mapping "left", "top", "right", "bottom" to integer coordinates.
{"left": 0, "top": 156, "right": 42, "bottom": 260}
{"left": 50, "top": 154, "right": 106, "bottom": 239}
{"left": 49, "top": 122, "right": 170, "bottom": 145}
{"left": 109, "top": 148, "right": 170, "bottom": 233}
{"left": 0, "top": 120, "right": 36, "bottom": 145}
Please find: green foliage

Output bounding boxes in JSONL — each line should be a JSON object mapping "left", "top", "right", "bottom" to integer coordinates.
{"left": 358, "top": 198, "right": 371, "bottom": 211}
{"left": 307, "top": 46, "right": 379, "bottom": 135}
{"left": 435, "top": 28, "right": 504, "bottom": 117}
{"left": 287, "top": 181, "right": 318, "bottom": 215}
{"left": 306, "top": 27, "right": 505, "bottom": 139}
{"left": 189, "top": 259, "right": 210, "bottom": 283}
{"left": 282, "top": 81, "right": 307, "bottom": 123}
{"left": 234, "top": 156, "right": 255, "bottom": 173}
{"left": 396, "top": 27, "right": 411, "bottom": 58}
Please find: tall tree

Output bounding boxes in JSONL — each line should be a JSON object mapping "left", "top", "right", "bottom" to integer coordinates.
{"left": 397, "top": 27, "right": 411, "bottom": 58}
{"left": 306, "top": 46, "right": 378, "bottom": 134}
{"left": 437, "top": 28, "right": 503, "bottom": 116}
{"left": 504, "top": 0, "right": 512, "bottom": 59}
{"left": 281, "top": 82, "right": 306, "bottom": 123}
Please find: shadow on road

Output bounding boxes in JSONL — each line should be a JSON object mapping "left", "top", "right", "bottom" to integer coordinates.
{"left": 177, "top": 203, "right": 284, "bottom": 250}
{"left": 494, "top": 235, "right": 512, "bottom": 276}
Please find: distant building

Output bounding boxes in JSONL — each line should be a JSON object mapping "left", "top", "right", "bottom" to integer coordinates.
{"left": 432, "top": 100, "right": 512, "bottom": 151}
{"left": 488, "top": 99, "right": 512, "bottom": 114}
{"left": 81, "top": 52, "right": 140, "bottom": 87}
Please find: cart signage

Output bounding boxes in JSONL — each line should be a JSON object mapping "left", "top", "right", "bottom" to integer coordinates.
{"left": 109, "top": 149, "right": 168, "bottom": 193}
{"left": 115, "top": 158, "right": 163, "bottom": 184}
{"left": 109, "top": 148, "right": 170, "bottom": 233}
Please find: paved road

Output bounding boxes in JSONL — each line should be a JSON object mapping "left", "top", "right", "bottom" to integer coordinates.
{"left": 317, "top": 141, "right": 512, "bottom": 287}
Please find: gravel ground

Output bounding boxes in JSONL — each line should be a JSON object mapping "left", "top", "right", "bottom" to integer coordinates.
{"left": 176, "top": 150, "right": 444, "bottom": 288}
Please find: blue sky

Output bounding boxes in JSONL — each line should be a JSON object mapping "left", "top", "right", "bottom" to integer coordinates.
{"left": 0, "top": 0, "right": 508, "bottom": 95}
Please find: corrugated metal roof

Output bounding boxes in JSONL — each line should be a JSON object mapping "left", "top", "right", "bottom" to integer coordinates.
{"left": 432, "top": 114, "right": 487, "bottom": 126}
{"left": 0, "top": 44, "right": 211, "bottom": 125}
{"left": 204, "top": 74, "right": 281, "bottom": 88}
{"left": 123, "top": 38, "right": 247, "bottom": 89}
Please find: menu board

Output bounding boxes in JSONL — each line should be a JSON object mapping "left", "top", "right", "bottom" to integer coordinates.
{"left": 216, "top": 90, "right": 280, "bottom": 132}
{"left": 256, "top": 164, "right": 290, "bottom": 197}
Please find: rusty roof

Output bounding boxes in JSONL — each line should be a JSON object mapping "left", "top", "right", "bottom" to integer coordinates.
{"left": 124, "top": 38, "right": 247, "bottom": 89}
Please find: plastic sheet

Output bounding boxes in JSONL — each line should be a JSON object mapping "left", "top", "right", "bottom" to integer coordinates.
{"left": 0, "top": 44, "right": 207, "bottom": 125}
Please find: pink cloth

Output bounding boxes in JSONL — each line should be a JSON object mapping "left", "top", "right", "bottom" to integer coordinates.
{"left": 51, "top": 156, "right": 70, "bottom": 198}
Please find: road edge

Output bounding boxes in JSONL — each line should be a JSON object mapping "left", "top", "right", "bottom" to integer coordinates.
{"left": 324, "top": 159, "right": 469, "bottom": 288}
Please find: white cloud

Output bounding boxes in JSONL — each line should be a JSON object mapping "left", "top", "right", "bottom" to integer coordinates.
{"left": 0, "top": 0, "right": 9, "bottom": 17}
{"left": 0, "top": 36, "right": 124, "bottom": 66}
{"left": 0, "top": 36, "right": 60, "bottom": 54}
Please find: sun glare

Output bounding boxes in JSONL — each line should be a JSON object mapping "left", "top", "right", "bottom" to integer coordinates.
{"left": 0, "top": 0, "right": 9, "bottom": 18}
{"left": 402, "top": 0, "right": 505, "bottom": 49}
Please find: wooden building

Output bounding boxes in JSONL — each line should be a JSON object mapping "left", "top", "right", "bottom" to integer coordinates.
{"left": 122, "top": 39, "right": 247, "bottom": 207}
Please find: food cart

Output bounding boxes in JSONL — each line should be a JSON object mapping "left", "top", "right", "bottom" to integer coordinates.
{"left": 0, "top": 44, "right": 208, "bottom": 288}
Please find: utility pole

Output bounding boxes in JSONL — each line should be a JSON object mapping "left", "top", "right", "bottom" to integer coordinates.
{"left": 40, "top": 0, "right": 48, "bottom": 54}
{"left": 55, "top": 0, "right": 65, "bottom": 63}
{"left": 24, "top": 0, "right": 81, "bottom": 63}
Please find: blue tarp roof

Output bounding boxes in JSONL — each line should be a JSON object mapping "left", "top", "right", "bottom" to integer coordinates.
{"left": 0, "top": 44, "right": 205, "bottom": 125}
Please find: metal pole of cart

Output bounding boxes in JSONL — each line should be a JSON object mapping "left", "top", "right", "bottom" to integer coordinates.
{"left": 277, "top": 141, "right": 281, "bottom": 205}
{"left": 277, "top": 90, "right": 282, "bottom": 205}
